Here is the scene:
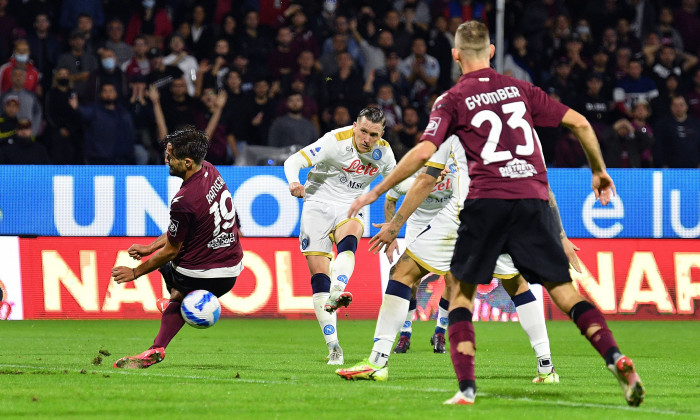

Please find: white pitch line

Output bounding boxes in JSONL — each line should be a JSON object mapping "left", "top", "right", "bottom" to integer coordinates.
{"left": 0, "top": 364, "right": 692, "bottom": 417}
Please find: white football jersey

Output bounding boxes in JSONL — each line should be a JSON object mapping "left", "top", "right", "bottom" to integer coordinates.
{"left": 386, "top": 135, "right": 468, "bottom": 228}
{"left": 298, "top": 125, "right": 397, "bottom": 205}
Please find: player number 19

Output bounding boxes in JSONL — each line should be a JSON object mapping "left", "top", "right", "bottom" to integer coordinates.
{"left": 208, "top": 189, "right": 237, "bottom": 237}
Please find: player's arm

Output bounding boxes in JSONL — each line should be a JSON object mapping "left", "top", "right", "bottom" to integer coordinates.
{"left": 348, "top": 141, "right": 437, "bottom": 217}
{"left": 560, "top": 108, "right": 616, "bottom": 205}
{"left": 548, "top": 186, "right": 581, "bottom": 273}
{"left": 127, "top": 233, "right": 167, "bottom": 261}
{"left": 283, "top": 135, "right": 329, "bottom": 197}
{"left": 112, "top": 236, "right": 182, "bottom": 284}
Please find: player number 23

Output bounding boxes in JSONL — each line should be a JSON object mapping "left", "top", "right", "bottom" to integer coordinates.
{"left": 471, "top": 101, "right": 537, "bottom": 165}
{"left": 209, "top": 190, "right": 237, "bottom": 237}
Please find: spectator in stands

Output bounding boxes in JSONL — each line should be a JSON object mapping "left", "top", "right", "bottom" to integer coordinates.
{"left": 75, "top": 13, "right": 99, "bottom": 55}
{"left": 376, "top": 84, "right": 402, "bottom": 139}
{"left": 688, "top": 68, "right": 700, "bottom": 120}
{"left": 0, "top": 68, "right": 42, "bottom": 135}
{"left": 674, "top": 0, "right": 700, "bottom": 56}
{"left": 125, "top": 0, "right": 173, "bottom": 49}
{"left": 349, "top": 16, "right": 391, "bottom": 82}
{"left": 163, "top": 34, "right": 198, "bottom": 96}
{"left": 646, "top": 44, "right": 697, "bottom": 93}
{"left": 59, "top": 0, "right": 104, "bottom": 36}
{"left": 191, "top": 87, "right": 231, "bottom": 165}
{"left": 590, "top": 47, "right": 615, "bottom": 95}
{"left": 503, "top": 33, "right": 536, "bottom": 84}
{"left": 399, "top": 37, "right": 439, "bottom": 108}
{"left": 544, "top": 57, "right": 578, "bottom": 106}
{"left": 236, "top": 10, "right": 274, "bottom": 79}
{"left": 326, "top": 51, "right": 367, "bottom": 116}
{"left": 0, "top": 118, "right": 49, "bottom": 164}
{"left": 612, "top": 46, "right": 632, "bottom": 81}
{"left": 69, "top": 81, "right": 136, "bottom": 165}
{"left": 219, "top": 13, "right": 237, "bottom": 47}
{"left": 195, "top": 39, "right": 232, "bottom": 95}
{"left": 630, "top": 100, "right": 655, "bottom": 167}
{"left": 287, "top": 6, "right": 319, "bottom": 58}
{"left": 102, "top": 19, "right": 132, "bottom": 68}
{"left": 650, "top": 73, "right": 681, "bottom": 125}
{"left": 0, "top": 39, "right": 41, "bottom": 95}
{"left": 122, "top": 35, "right": 151, "bottom": 80}
{"left": 222, "top": 69, "right": 251, "bottom": 162}
{"left": 44, "top": 67, "right": 82, "bottom": 164}
{"left": 159, "top": 76, "right": 196, "bottom": 132}
{"left": 396, "top": 105, "right": 420, "bottom": 153}
{"left": 268, "top": 92, "right": 318, "bottom": 148}
{"left": 602, "top": 116, "right": 654, "bottom": 168}
{"left": 57, "top": 29, "right": 99, "bottom": 99}
{"left": 319, "top": 33, "right": 350, "bottom": 76}
{"left": 616, "top": 18, "right": 642, "bottom": 53}
{"left": 374, "top": 49, "right": 411, "bottom": 108}
{"left": 276, "top": 73, "right": 319, "bottom": 132}
{"left": 267, "top": 26, "right": 297, "bottom": 81}
{"left": 187, "top": 5, "right": 216, "bottom": 61}
{"left": 322, "top": 15, "right": 362, "bottom": 67}
{"left": 145, "top": 47, "right": 183, "bottom": 91}
{"left": 653, "top": 95, "right": 700, "bottom": 168}
{"left": 244, "top": 78, "right": 277, "bottom": 146}
{"left": 656, "top": 7, "right": 684, "bottom": 51}
{"left": 296, "top": 49, "right": 327, "bottom": 110}
{"left": 613, "top": 59, "right": 659, "bottom": 118}
{"left": 126, "top": 74, "right": 157, "bottom": 165}
{"left": 328, "top": 104, "right": 351, "bottom": 131}
{"left": 27, "top": 13, "right": 61, "bottom": 93}
{"left": 574, "top": 73, "right": 615, "bottom": 136}
{"left": 382, "top": 9, "right": 412, "bottom": 58}
{"left": 562, "top": 34, "right": 589, "bottom": 84}
{"left": 85, "top": 48, "right": 128, "bottom": 102}
{"left": 0, "top": 95, "right": 19, "bottom": 139}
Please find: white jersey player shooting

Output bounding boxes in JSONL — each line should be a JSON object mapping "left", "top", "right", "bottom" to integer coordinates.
{"left": 336, "top": 135, "right": 580, "bottom": 382}
{"left": 283, "top": 106, "right": 410, "bottom": 365}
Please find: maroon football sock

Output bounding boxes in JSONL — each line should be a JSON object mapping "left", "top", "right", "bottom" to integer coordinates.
{"left": 570, "top": 301, "right": 620, "bottom": 364}
{"left": 151, "top": 301, "right": 185, "bottom": 349}
{"left": 448, "top": 308, "right": 476, "bottom": 391}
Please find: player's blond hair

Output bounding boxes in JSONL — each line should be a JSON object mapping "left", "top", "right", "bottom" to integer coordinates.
{"left": 454, "top": 21, "right": 491, "bottom": 59}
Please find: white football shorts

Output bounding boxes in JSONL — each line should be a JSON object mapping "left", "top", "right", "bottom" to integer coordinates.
{"left": 299, "top": 200, "right": 366, "bottom": 258}
{"left": 405, "top": 208, "right": 519, "bottom": 278}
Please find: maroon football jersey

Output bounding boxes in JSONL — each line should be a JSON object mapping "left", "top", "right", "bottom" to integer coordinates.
{"left": 167, "top": 161, "right": 243, "bottom": 271}
{"left": 420, "top": 68, "right": 569, "bottom": 200}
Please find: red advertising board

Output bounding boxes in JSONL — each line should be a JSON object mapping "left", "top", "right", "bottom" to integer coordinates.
{"left": 19, "top": 237, "right": 383, "bottom": 320}
{"left": 544, "top": 239, "right": 700, "bottom": 320}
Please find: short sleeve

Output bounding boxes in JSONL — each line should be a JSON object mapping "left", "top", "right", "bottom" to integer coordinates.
{"left": 426, "top": 137, "right": 452, "bottom": 169}
{"left": 166, "top": 209, "right": 191, "bottom": 243}
{"left": 419, "top": 91, "right": 456, "bottom": 148}
{"left": 527, "top": 84, "right": 570, "bottom": 128}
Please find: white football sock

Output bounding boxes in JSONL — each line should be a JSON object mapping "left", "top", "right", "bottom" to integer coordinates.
{"left": 330, "top": 250, "right": 355, "bottom": 292}
{"left": 370, "top": 293, "right": 410, "bottom": 366}
{"left": 514, "top": 294, "right": 552, "bottom": 373}
{"left": 436, "top": 304, "right": 449, "bottom": 331}
{"left": 313, "top": 292, "right": 338, "bottom": 349}
{"left": 399, "top": 309, "right": 415, "bottom": 334}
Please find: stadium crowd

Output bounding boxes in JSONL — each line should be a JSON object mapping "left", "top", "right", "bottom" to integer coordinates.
{"left": 0, "top": 0, "right": 698, "bottom": 168}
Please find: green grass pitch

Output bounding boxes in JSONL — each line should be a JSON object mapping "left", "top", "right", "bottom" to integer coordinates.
{"left": 1, "top": 319, "right": 699, "bottom": 419}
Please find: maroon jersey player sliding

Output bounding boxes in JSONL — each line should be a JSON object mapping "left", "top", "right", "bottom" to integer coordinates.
{"left": 112, "top": 127, "right": 243, "bottom": 369}
{"left": 349, "top": 21, "right": 644, "bottom": 407}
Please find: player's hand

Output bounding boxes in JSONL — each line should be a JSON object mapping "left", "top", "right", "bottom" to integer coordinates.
{"left": 128, "top": 244, "right": 152, "bottom": 260}
{"left": 369, "top": 222, "right": 400, "bottom": 255}
{"left": 111, "top": 266, "right": 136, "bottom": 284}
{"left": 289, "top": 182, "right": 305, "bottom": 198}
{"left": 435, "top": 168, "right": 450, "bottom": 184}
{"left": 592, "top": 171, "right": 616, "bottom": 206}
{"left": 348, "top": 190, "right": 379, "bottom": 218}
{"left": 561, "top": 237, "right": 581, "bottom": 273}
{"left": 385, "top": 239, "right": 400, "bottom": 263}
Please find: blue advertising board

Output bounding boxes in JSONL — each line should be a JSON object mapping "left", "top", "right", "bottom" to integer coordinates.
{"left": 0, "top": 167, "right": 697, "bottom": 238}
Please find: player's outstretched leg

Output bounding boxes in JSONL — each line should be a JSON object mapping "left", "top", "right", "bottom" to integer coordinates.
{"left": 548, "top": 283, "right": 645, "bottom": 406}
{"left": 394, "top": 297, "right": 416, "bottom": 353}
{"left": 444, "top": 272, "right": 477, "bottom": 405}
{"left": 325, "top": 236, "right": 357, "bottom": 313}
{"left": 114, "top": 298, "right": 184, "bottom": 368}
{"left": 431, "top": 295, "right": 449, "bottom": 354}
{"left": 503, "top": 275, "right": 558, "bottom": 383}
{"left": 310, "top": 273, "right": 343, "bottom": 364}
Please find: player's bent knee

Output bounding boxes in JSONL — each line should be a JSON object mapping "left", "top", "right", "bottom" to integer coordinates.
{"left": 169, "top": 289, "right": 185, "bottom": 302}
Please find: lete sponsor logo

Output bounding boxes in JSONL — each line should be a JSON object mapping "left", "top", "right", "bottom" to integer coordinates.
{"left": 342, "top": 159, "right": 379, "bottom": 176}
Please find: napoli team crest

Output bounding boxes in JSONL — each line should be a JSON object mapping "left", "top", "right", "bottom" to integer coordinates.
{"left": 323, "top": 325, "right": 335, "bottom": 335}
{"left": 337, "top": 275, "right": 348, "bottom": 284}
{"left": 301, "top": 237, "right": 309, "bottom": 250}
{"left": 372, "top": 149, "right": 382, "bottom": 160}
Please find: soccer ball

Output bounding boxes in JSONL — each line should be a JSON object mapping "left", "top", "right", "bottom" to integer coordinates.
{"left": 180, "top": 290, "right": 221, "bottom": 329}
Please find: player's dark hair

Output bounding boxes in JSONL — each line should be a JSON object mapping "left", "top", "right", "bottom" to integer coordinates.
{"left": 357, "top": 106, "right": 386, "bottom": 129}
{"left": 164, "top": 126, "right": 209, "bottom": 164}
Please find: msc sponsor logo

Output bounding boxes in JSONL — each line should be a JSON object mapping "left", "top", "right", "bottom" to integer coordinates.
{"left": 425, "top": 117, "right": 441, "bottom": 136}
{"left": 337, "top": 275, "right": 348, "bottom": 284}
{"left": 323, "top": 325, "right": 336, "bottom": 335}
{"left": 372, "top": 149, "right": 382, "bottom": 160}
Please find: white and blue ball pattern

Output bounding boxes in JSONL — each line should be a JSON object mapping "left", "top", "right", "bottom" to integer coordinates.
{"left": 180, "top": 290, "right": 221, "bottom": 329}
